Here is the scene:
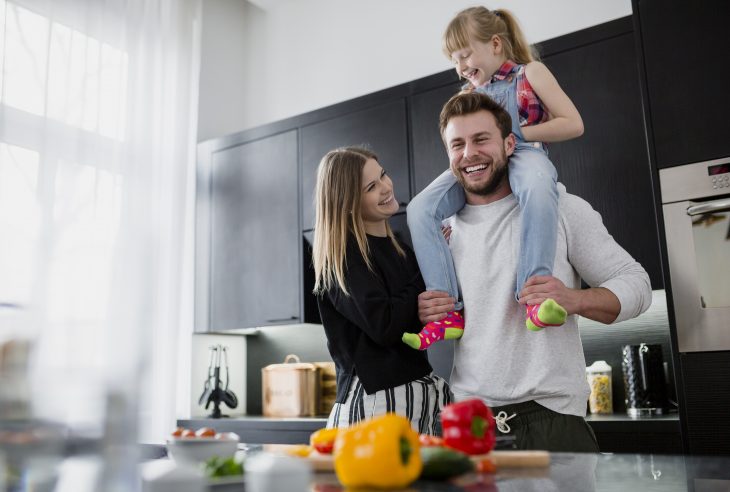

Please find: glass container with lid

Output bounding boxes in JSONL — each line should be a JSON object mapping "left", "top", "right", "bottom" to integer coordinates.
{"left": 586, "top": 360, "right": 613, "bottom": 414}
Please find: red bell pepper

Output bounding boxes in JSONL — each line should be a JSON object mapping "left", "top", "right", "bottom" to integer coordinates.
{"left": 440, "top": 399, "right": 496, "bottom": 455}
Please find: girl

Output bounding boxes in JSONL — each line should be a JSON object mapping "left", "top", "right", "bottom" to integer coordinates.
{"left": 403, "top": 6, "right": 584, "bottom": 350}
{"left": 312, "top": 146, "right": 452, "bottom": 433}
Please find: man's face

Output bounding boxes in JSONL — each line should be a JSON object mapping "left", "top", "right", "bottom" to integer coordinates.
{"left": 443, "top": 110, "right": 515, "bottom": 197}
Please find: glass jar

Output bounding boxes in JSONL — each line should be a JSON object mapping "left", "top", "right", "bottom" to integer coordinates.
{"left": 586, "top": 360, "right": 613, "bottom": 414}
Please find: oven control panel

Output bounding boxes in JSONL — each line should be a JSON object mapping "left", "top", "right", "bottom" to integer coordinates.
{"left": 709, "top": 162, "right": 730, "bottom": 189}
{"left": 661, "top": 158, "right": 730, "bottom": 203}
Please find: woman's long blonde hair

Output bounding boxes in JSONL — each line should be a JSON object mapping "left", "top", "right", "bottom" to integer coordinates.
{"left": 312, "top": 146, "right": 404, "bottom": 296}
{"left": 443, "top": 6, "right": 538, "bottom": 65}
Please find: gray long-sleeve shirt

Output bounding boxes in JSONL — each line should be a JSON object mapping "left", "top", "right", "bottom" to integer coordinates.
{"left": 448, "top": 186, "right": 652, "bottom": 417}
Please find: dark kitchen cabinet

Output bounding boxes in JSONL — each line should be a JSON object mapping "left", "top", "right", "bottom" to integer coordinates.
{"left": 539, "top": 19, "right": 663, "bottom": 289}
{"left": 204, "top": 130, "right": 300, "bottom": 331}
{"left": 196, "top": 16, "right": 666, "bottom": 331}
{"left": 634, "top": 0, "right": 730, "bottom": 169}
{"left": 301, "top": 99, "right": 410, "bottom": 231}
{"left": 410, "top": 81, "right": 462, "bottom": 194}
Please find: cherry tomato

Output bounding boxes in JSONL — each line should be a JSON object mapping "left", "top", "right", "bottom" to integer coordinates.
{"left": 475, "top": 458, "right": 497, "bottom": 474}
{"left": 171, "top": 427, "right": 186, "bottom": 437}
{"left": 195, "top": 427, "right": 217, "bottom": 438}
{"left": 418, "top": 434, "right": 445, "bottom": 447}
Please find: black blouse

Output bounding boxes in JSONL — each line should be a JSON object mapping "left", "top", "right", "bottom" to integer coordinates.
{"left": 317, "top": 234, "right": 432, "bottom": 402}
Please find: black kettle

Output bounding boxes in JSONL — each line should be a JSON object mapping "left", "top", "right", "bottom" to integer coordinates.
{"left": 621, "top": 343, "right": 668, "bottom": 417}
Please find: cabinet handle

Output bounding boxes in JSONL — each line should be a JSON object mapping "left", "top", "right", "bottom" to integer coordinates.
{"left": 265, "top": 316, "right": 298, "bottom": 323}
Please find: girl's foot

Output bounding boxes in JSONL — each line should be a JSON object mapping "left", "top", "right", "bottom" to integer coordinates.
{"left": 402, "top": 311, "right": 464, "bottom": 350}
{"left": 525, "top": 299, "right": 567, "bottom": 331}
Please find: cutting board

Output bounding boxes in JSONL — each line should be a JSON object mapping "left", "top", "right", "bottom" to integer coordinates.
{"left": 264, "top": 445, "right": 550, "bottom": 472}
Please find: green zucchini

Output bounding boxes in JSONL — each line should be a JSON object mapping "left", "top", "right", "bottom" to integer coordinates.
{"left": 419, "top": 446, "right": 474, "bottom": 480}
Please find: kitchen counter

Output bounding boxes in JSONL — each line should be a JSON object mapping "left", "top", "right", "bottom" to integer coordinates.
{"left": 178, "top": 416, "right": 326, "bottom": 445}
{"left": 178, "top": 413, "right": 681, "bottom": 452}
{"left": 208, "top": 447, "right": 727, "bottom": 491}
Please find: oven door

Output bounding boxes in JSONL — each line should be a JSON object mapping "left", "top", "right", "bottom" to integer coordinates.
{"left": 663, "top": 196, "right": 730, "bottom": 352}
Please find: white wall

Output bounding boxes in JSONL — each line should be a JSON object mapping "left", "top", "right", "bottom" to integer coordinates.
{"left": 197, "top": 0, "right": 249, "bottom": 142}
{"left": 198, "top": 0, "right": 632, "bottom": 140}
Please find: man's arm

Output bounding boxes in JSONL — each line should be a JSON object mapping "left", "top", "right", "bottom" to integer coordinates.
{"left": 559, "top": 192, "right": 652, "bottom": 323}
{"left": 518, "top": 276, "right": 621, "bottom": 324}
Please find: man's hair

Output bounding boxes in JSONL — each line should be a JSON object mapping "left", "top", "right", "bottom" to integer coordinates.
{"left": 439, "top": 91, "right": 513, "bottom": 140}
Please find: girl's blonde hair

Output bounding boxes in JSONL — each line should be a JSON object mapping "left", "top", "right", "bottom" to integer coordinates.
{"left": 312, "top": 146, "right": 404, "bottom": 296}
{"left": 443, "top": 6, "right": 538, "bottom": 65}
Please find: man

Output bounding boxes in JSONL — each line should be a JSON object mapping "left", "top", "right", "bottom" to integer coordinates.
{"left": 419, "top": 91, "right": 651, "bottom": 452}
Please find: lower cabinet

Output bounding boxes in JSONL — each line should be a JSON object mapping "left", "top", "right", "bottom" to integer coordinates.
{"left": 203, "top": 130, "right": 301, "bottom": 331}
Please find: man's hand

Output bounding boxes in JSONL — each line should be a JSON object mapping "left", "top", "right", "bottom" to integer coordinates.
{"left": 518, "top": 275, "right": 581, "bottom": 315}
{"left": 518, "top": 275, "right": 621, "bottom": 323}
{"left": 418, "top": 290, "right": 455, "bottom": 324}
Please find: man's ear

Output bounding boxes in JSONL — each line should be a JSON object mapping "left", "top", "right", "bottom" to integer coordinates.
{"left": 504, "top": 133, "right": 516, "bottom": 156}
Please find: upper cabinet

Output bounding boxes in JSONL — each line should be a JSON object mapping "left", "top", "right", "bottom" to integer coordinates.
{"left": 196, "top": 16, "right": 667, "bottom": 331}
{"left": 634, "top": 0, "right": 730, "bottom": 168}
{"left": 197, "top": 130, "right": 300, "bottom": 331}
{"left": 410, "top": 81, "right": 462, "bottom": 195}
{"left": 301, "top": 99, "right": 410, "bottom": 231}
{"left": 540, "top": 18, "right": 663, "bottom": 288}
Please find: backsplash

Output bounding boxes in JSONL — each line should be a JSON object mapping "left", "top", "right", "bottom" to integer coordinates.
{"left": 579, "top": 290, "right": 674, "bottom": 413}
{"left": 241, "top": 291, "right": 673, "bottom": 416}
{"left": 245, "top": 324, "right": 330, "bottom": 415}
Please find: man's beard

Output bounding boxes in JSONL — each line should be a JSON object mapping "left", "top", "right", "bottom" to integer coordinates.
{"left": 454, "top": 150, "right": 509, "bottom": 196}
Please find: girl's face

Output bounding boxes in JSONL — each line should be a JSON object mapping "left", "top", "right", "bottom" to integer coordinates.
{"left": 450, "top": 35, "right": 505, "bottom": 88}
{"left": 359, "top": 158, "right": 398, "bottom": 234}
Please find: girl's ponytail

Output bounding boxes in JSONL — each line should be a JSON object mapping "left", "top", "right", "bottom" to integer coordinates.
{"left": 443, "top": 6, "right": 538, "bottom": 65}
{"left": 493, "top": 9, "right": 538, "bottom": 64}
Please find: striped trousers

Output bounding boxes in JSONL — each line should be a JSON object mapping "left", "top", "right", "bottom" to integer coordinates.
{"left": 326, "top": 373, "right": 453, "bottom": 436}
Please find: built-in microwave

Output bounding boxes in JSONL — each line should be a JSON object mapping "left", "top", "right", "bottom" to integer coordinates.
{"left": 660, "top": 158, "right": 730, "bottom": 352}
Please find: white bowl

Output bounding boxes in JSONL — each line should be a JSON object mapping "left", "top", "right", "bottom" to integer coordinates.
{"left": 166, "top": 437, "right": 238, "bottom": 464}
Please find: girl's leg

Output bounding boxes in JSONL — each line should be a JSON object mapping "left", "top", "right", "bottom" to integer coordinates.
{"left": 508, "top": 145, "right": 566, "bottom": 331}
{"left": 406, "top": 170, "right": 464, "bottom": 299}
{"left": 404, "top": 170, "right": 466, "bottom": 349}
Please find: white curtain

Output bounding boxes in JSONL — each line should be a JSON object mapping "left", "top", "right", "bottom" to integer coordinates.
{"left": 0, "top": 0, "right": 200, "bottom": 442}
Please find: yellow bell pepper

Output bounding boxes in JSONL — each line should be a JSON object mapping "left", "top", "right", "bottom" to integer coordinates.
{"left": 333, "top": 414, "right": 422, "bottom": 489}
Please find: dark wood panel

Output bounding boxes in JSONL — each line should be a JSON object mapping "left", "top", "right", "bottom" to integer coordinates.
{"left": 410, "top": 81, "right": 463, "bottom": 194}
{"left": 210, "top": 131, "right": 300, "bottom": 330}
{"left": 680, "top": 351, "right": 730, "bottom": 455}
{"left": 300, "top": 100, "right": 410, "bottom": 230}
{"left": 543, "top": 32, "right": 663, "bottom": 289}
{"left": 636, "top": 0, "right": 730, "bottom": 168}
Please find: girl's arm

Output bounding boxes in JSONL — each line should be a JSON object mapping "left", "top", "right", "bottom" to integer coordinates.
{"left": 520, "top": 61, "right": 584, "bottom": 143}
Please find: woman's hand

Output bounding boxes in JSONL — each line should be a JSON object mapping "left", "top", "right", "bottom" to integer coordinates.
{"left": 418, "top": 291, "right": 455, "bottom": 324}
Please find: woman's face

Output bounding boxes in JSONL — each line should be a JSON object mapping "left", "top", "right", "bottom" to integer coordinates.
{"left": 359, "top": 158, "right": 398, "bottom": 232}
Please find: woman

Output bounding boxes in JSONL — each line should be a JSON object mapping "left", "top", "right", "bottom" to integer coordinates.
{"left": 312, "top": 146, "right": 452, "bottom": 434}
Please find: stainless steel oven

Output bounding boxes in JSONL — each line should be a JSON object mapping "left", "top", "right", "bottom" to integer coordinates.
{"left": 660, "top": 157, "right": 730, "bottom": 352}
